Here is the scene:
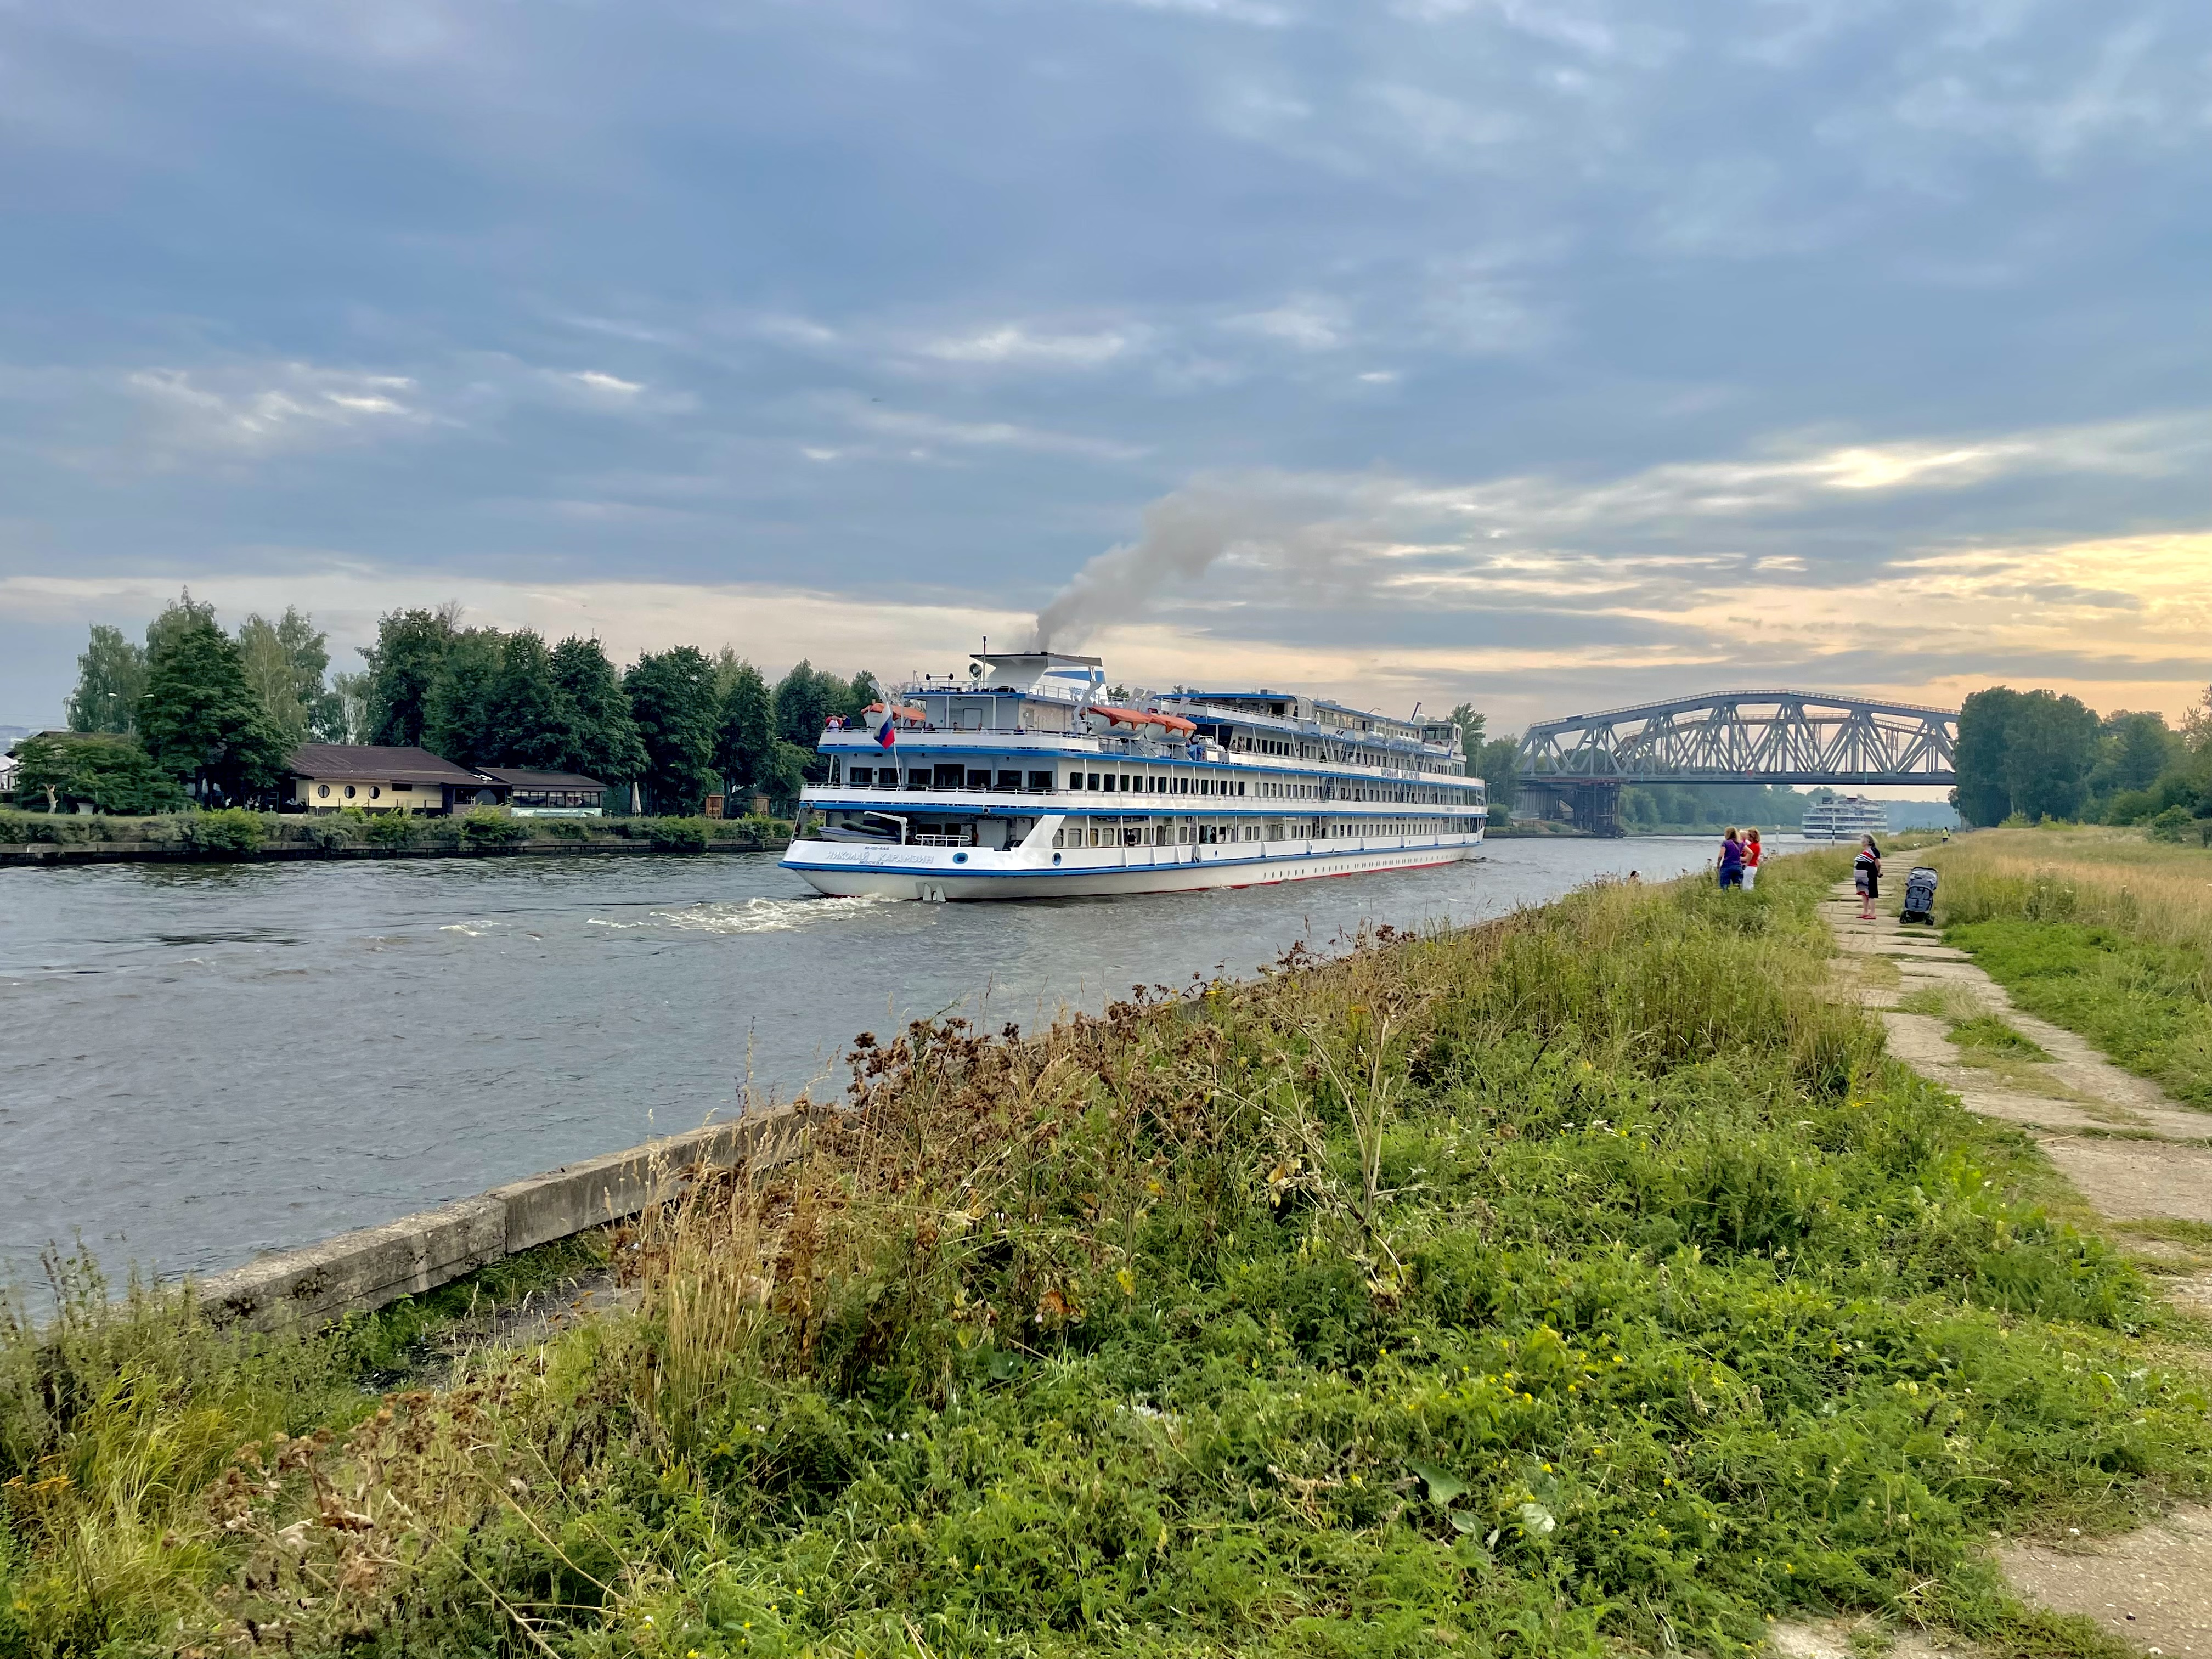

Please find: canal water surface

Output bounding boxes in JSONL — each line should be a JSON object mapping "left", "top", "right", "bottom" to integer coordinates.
{"left": 2, "top": 836, "right": 1746, "bottom": 1285}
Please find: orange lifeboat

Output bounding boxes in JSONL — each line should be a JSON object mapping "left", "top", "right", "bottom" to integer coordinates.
{"left": 865, "top": 700, "right": 929, "bottom": 726}
{"left": 1087, "top": 703, "right": 1198, "bottom": 736}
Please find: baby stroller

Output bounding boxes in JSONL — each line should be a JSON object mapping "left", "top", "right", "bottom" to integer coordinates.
{"left": 1899, "top": 866, "right": 1939, "bottom": 925}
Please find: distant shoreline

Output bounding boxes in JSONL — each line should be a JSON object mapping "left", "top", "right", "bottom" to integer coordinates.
{"left": 0, "top": 833, "right": 789, "bottom": 868}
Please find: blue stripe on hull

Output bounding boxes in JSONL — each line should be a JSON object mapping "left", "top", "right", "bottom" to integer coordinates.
{"left": 780, "top": 837, "right": 1483, "bottom": 900}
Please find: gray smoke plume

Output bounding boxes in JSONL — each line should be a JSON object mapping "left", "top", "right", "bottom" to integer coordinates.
{"left": 1031, "top": 473, "right": 1392, "bottom": 650}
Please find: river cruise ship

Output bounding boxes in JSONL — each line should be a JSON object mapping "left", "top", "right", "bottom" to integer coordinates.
{"left": 781, "top": 651, "right": 1486, "bottom": 900}
{"left": 1800, "top": 793, "right": 1889, "bottom": 841}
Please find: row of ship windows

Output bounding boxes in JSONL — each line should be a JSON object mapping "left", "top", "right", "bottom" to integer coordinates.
{"left": 837, "top": 764, "right": 1475, "bottom": 805}
{"left": 1049, "top": 816, "right": 1477, "bottom": 848}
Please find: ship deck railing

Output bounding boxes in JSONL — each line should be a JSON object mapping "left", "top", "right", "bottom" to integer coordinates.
{"left": 828, "top": 725, "right": 1458, "bottom": 771}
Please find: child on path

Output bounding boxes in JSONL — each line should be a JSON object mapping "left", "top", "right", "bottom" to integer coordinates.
{"left": 1853, "top": 834, "right": 1882, "bottom": 920}
{"left": 1718, "top": 827, "right": 1745, "bottom": 889}
{"left": 1742, "top": 828, "right": 1763, "bottom": 891}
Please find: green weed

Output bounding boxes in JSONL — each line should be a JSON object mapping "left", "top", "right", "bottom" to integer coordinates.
{"left": 4, "top": 853, "right": 2207, "bottom": 1657}
{"left": 1940, "top": 919, "right": 2212, "bottom": 1111}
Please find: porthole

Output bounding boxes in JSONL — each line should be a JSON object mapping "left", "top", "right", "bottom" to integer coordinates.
{"left": 952, "top": 851, "right": 968, "bottom": 864}
{"left": 344, "top": 785, "right": 356, "bottom": 799}
{"left": 317, "top": 785, "right": 329, "bottom": 799}
{"left": 1052, "top": 853, "right": 1062, "bottom": 865}
{"left": 369, "top": 786, "right": 381, "bottom": 800}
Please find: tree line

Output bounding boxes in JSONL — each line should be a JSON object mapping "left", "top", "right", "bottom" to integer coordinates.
{"left": 1448, "top": 704, "right": 1522, "bottom": 817}
{"left": 1953, "top": 682, "right": 2212, "bottom": 832}
{"left": 16, "top": 594, "right": 879, "bottom": 817}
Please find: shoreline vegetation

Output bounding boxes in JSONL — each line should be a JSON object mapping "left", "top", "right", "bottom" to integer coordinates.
{"left": 1922, "top": 826, "right": 2212, "bottom": 1113}
{"left": 6, "top": 847, "right": 2209, "bottom": 1657}
{"left": 0, "top": 808, "right": 792, "bottom": 866}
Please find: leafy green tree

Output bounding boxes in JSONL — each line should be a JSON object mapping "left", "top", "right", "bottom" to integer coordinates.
{"left": 2089, "top": 712, "right": 2175, "bottom": 800}
{"left": 138, "top": 612, "right": 290, "bottom": 805}
{"left": 1448, "top": 702, "right": 1486, "bottom": 763}
{"left": 363, "top": 605, "right": 460, "bottom": 748}
{"left": 236, "top": 607, "right": 333, "bottom": 744}
{"left": 624, "top": 646, "right": 720, "bottom": 814}
{"left": 422, "top": 628, "right": 506, "bottom": 765}
{"left": 2002, "top": 690, "right": 2101, "bottom": 821}
{"left": 842, "top": 670, "right": 884, "bottom": 721}
{"left": 551, "top": 637, "right": 648, "bottom": 784}
{"left": 479, "top": 630, "right": 579, "bottom": 769}
{"left": 773, "top": 661, "right": 847, "bottom": 786}
{"left": 9, "top": 732, "right": 187, "bottom": 814}
{"left": 325, "top": 670, "right": 371, "bottom": 744}
{"left": 1951, "top": 687, "right": 2022, "bottom": 827}
{"left": 2182, "top": 682, "right": 2212, "bottom": 757}
{"left": 714, "top": 659, "right": 776, "bottom": 798}
{"left": 1446, "top": 704, "right": 1519, "bottom": 817}
{"left": 758, "top": 741, "right": 812, "bottom": 817}
{"left": 144, "top": 590, "right": 217, "bottom": 663}
{"left": 772, "top": 661, "right": 840, "bottom": 746}
{"left": 66, "top": 625, "right": 150, "bottom": 736}
{"left": 1474, "top": 736, "right": 1519, "bottom": 818}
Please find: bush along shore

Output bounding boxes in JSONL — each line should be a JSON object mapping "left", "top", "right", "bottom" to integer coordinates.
{"left": 6, "top": 849, "right": 2209, "bottom": 1657}
{"left": 0, "top": 808, "right": 792, "bottom": 865}
{"left": 1923, "top": 826, "right": 2212, "bottom": 1113}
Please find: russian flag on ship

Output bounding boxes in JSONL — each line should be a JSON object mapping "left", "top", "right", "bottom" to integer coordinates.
{"left": 876, "top": 713, "right": 897, "bottom": 749}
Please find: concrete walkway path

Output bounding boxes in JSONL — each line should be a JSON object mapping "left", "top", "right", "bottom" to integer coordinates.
{"left": 1799, "top": 878, "right": 2212, "bottom": 1658}
{"left": 1823, "top": 881, "right": 2212, "bottom": 1220}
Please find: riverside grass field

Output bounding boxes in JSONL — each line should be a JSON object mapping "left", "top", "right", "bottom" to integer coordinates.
{"left": 5, "top": 848, "right": 2211, "bottom": 1658}
{"left": 1918, "top": 826, "right": 2212, "bottom": 1111}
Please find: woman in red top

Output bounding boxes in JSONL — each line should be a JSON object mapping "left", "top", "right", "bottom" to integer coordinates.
{"left": 1742, "top": 828, "right": 1763, "bottom": 891}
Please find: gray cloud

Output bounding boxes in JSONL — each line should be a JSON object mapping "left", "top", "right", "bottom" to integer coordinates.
{"left": 2, "top": 0, "right": 2208, "bottom": 725}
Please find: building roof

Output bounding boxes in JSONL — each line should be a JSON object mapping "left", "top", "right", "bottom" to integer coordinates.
{"left": 473, "top": 766, "right": 607, "bottom": 791}
{"left": 287, "top": 744, "right": 489, "bottom": 785}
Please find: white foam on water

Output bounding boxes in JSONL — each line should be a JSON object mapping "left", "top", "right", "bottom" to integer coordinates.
{"left": 652, "top": 894, "right": 892, "bottom": 935}
{"left": 438, "top": 921, "right": 493, "bottom": 937}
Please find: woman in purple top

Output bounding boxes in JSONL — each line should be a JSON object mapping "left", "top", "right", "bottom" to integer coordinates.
{"left": 1718, "top": 827, "right": 1745, "bottom": 889}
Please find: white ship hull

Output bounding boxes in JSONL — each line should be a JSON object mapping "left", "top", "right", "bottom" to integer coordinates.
{"left": 785, "top": 833, "right": 1482, "bottom": 902}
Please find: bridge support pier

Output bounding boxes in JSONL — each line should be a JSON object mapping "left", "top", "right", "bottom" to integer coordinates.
{"left": 1520, "top": 779, "right": 1623, "bottom": 837}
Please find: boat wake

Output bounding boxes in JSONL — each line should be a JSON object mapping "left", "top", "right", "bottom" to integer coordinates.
{"left": 590, "top": 894, "right": 893, "bottom": 935}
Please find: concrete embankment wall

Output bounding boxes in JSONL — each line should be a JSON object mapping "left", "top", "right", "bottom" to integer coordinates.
{"left": 193, "top": 1107, "right": 810, "bottom": 1329}
{"left": 0, "top": 837, "right": 785, "bottom": 869}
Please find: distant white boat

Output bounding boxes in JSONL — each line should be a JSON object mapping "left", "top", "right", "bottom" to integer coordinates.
{"left": 781, "top": 651, "right": 1487, "bottom": 901}
{"left": 1802, "top": 794, "right": 1888, "bottom": 840}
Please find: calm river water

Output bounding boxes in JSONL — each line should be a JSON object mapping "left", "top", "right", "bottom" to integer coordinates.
{"left": 2, "top": 836, "right": 1750, "bottom": 1286}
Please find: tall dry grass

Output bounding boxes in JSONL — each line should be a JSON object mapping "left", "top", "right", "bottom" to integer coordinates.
{"left": 1930, "top": 826, "right": 2212, "bottom": 984}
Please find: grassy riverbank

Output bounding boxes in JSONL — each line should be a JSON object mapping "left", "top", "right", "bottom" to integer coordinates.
{"left": 7, "top": 850, "right": 2209, "bottom": 1657}
{"left": 1922, "top": 827, "right": 2212, "bottom": 1111}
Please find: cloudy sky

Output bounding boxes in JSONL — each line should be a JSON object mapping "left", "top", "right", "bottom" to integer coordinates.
{"left": 2, "top": 0, "right": 2205, "bottom": 735}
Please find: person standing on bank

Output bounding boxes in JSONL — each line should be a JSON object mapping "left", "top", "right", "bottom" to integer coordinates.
{"left": 1854, "top": 833, "right": 1882, "bottom": 920}
{"left": 1741, "top": 828, "right": 1763, "bottom": 890}
{"left": 1718, "top": 827, "right": 1745, "bottom": 889}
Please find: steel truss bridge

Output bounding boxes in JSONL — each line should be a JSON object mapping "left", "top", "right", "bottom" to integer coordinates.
{"left": 1513, "top": 690, "right": 1959, "bottom": 836}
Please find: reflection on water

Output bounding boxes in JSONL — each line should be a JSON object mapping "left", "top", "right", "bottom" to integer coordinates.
{"left": 0, "top": 836, "right": 1754, "bottom": 1283}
